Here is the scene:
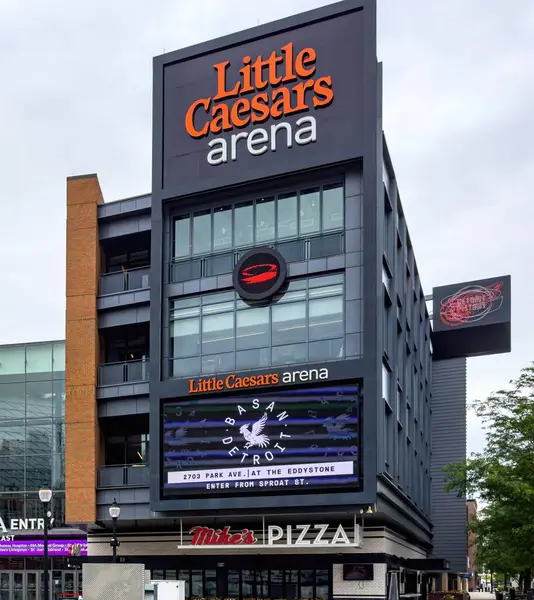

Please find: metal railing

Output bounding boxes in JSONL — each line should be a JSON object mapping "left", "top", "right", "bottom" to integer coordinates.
{"left": 170, "top": 231, "right": 344, "bottom": 283}
{"left": 99, "top": 266, "right": 150, "bottom": 296}
{"left": 98, "top": 464, "right": 149, "bottom": 488}
{"left": 98, "top": 359, "right": 149, "bottom": 386}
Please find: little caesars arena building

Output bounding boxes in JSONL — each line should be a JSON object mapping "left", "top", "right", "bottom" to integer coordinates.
{"left": 64, "top": 0, "right": 512, "bottom": 598}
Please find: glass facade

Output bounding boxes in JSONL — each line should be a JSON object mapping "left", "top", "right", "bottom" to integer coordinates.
{"left": 170, "top": 274, "right": 346, "bottom": 377}
{"left": 150, "top": 567, "right": 330, "bottom": 600}
{"left": 0, "top": 342, "right": 65, "bottom": 526}
{"left": 172, "top": 183, "right": 344, "bottom": 260}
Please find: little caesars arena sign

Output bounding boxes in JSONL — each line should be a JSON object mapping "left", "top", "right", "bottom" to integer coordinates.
{"left": 184, "top": 42, "right": 334, "bottom": 166}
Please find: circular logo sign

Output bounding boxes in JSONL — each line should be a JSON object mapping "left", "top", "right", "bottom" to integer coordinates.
{"left": 233, "top": 247, "right": 287, "bottom": 301}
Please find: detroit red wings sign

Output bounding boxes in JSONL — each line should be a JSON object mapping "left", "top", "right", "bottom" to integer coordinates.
{"left": 439, "top": 281, "right": 504, "bottom": 328}
{"left": 233, "top": 247, "right": 287, "bottom": 301}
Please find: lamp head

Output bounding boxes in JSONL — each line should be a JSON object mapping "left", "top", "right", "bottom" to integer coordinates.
{"left": 39, "top": 488, "right": 53, "bottom": 504}
{"left": 109, "top": 499, "right": 121, "bottom": 520}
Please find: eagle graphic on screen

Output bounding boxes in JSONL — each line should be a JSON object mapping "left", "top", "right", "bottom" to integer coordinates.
{"left": 322, "top": 411, "right": 357, "bottom": 440}
{"left": 240, "top": 412, "right": 270, "bottom": 449}
{"left": 163, "top": 419, "right": 208, "bottom": 446}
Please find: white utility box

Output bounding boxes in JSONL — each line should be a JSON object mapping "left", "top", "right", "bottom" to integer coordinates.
{"left": 153, "top": 580, "right": 185, "bottom": 600}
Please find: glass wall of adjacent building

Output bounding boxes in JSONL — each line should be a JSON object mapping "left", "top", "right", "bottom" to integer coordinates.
{"left": 0, "top": 341, "right": 65, "bottom": 526}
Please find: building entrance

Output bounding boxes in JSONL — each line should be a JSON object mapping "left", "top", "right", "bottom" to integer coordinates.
{"left": 0, "top": 570, "right": 82, "bottom": 600}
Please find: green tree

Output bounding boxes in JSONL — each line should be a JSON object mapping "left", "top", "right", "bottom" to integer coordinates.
{"left": 444, "top": 364, "right": 534, "bottom": 591}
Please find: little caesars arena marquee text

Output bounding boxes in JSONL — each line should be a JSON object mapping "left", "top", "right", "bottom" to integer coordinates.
{"left": 184, "top": 42, "right": 334, "bottom": 165}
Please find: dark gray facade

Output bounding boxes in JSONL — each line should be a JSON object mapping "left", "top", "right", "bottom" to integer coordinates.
{"left": 148, "top": 0, "right": 388, "bottom": 518}
{"left": 430, "top": 358, "right": 468, "bottom": 574}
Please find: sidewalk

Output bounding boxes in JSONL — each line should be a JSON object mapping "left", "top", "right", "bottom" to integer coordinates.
{"left": 470, "top": 593, "right": 495, "bottom": 600}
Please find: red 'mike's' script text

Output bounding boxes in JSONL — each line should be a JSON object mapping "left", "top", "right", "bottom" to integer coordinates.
{"left": 189, "top": 526, "right": 257, "bottom": 546}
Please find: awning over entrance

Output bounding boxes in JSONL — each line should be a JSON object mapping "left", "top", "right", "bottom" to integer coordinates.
{"left": 402, "top": 558, "right": 451, "bottom": 572}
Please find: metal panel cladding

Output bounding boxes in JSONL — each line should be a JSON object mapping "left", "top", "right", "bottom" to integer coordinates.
{"left": 153, "top": 2, "right": 374, "bottom": 199}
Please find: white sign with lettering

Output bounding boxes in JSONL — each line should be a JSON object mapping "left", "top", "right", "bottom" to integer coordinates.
{"left": 267, "top": 523, "right": 355, "bottom": 547}
{"left": 0, "top": 518, "right": 50, "bottom": 533}
{"left": 179, "top": 522, "right": 362, "bottom": 550}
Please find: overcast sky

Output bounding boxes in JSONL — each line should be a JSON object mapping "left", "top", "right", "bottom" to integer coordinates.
{"left": 1, "top": 0, "right": 532, "bottom": 455}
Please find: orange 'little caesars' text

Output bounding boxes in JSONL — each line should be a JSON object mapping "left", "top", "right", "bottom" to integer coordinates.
{"left": 185, "top": 42, "right": 334, "bottom": 139}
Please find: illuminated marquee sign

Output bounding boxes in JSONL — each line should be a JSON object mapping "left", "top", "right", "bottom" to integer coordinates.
{"left": 185, "top": 523, "right": 359, "bottom": 549}
{"left": 187, "top": 366, "right": 328, "bottom": 394}
{"left": 184, "top": 42, "right": 334, "bottom": 166}
{"left": 432, "top": 275, "right": 512, "bottom": 360}
{"left": 439, "top": 281, "right": 504, "bottom": 328}
{"left": 233, "top": 247, "right": 287, "bottom": 301}
{"left": 162, "top": 385, "right": 360, "bottom": 498}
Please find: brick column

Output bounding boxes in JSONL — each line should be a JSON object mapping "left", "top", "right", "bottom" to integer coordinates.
{"left": 65, "top": 174, "right": 103, "bottom": 524}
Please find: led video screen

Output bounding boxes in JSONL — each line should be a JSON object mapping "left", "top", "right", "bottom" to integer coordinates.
{"left": 0, "top": 539, "right": 87, "bottom": 557}
{"left": 162, "top": 385, "right": 360, "bottom": 497}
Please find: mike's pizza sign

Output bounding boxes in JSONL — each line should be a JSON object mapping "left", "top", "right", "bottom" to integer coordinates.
{"left": 155, "top": 3, "right": 372, "bottom": 196}
{"left": 184, "top": 42, "right": 334, "bottom": 166}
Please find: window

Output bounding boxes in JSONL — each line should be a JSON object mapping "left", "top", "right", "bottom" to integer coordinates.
{"left": 174, "top": 216, "right": 190, "bottom": 259}
{"left": 213, "top": 205, "right": 232, "bottom": 251}
{"left": 309, "top": 276, "right": 344, "bottom": 340}
{"left": 206, "top": 568, "right": 331, "bottom": 600}
{"left": 26, "top": 344, "right": 52, "bottom": 375}
{"left": 236, "top": 306, "right": 270, "bottom": 350}
{"left": 106, "top": 248, "right": 150, "bottom": 273}
{"left": 385, "top": 401, "right": 393, "bottom": 472}
{"left": 170, "top": 299, "right": 201, "bottom": 359}
{"left": 169, "top": 274, "right": 346, "bottom": 377}
{"left": 0, "top": 383, "right": 24, "bottom": 420}
{"left": 382, "top": 364, "right": 392, "bottom": 405}
{"left": 0, "top": 347, "right": 25, "bottom": 382}
{"left": 322, "top": 183, "right": 344, "bottom": 231}
{"left": 26, "top": 421, "right": 53, "bottom": 455}
{"left": 0, "top": 422, "right": 25, "bottom": 456}
{"left": 190, "top": 569, "right": 331, "bottom": 600}
{"left": 382, "top": 264, "right": 391, "bottom": 292}
{"left": 26, "top": 381, "right": 54, "bottom": 419}
{"left": 201, "top": 300, "right": 234, "bottom": 355}
{"left": 104, "top": 434, "right": 149, "bottom": 466}
{"left": 52, "top": 343, "right": 65, "bottom": 374}
{"left": 272, "top": 301, "right": 306, "bottom": 345}
{"left": 277, "top": 192, "right": 298, "bottom": 239}
{"left": 299, "top": 188, "right": 320, "bottom": 235}
{"left": 171, "top": 182, "right": 345, "bottom": 260}
{"left": 255, "top": 197, "right": 275, "bottom": 243}
{"left": 191, "top": 571, "right": 203, "bottom": 598}
{"left": 192, "top": 210, "right": 211, "bottom": 256}
{"left": 234, "top": 201, "right": 254, "bottom": 247}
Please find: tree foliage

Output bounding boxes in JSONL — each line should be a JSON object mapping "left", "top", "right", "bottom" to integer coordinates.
{"left": 444, "top": 364, "right": 534, "bottom": 588}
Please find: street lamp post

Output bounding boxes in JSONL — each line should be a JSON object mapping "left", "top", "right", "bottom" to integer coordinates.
{"left": 109, "top": 499, "right": 121, "bottom": 562}
{"left": 39, "top": 487, "right": 53, "bottom": 600}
